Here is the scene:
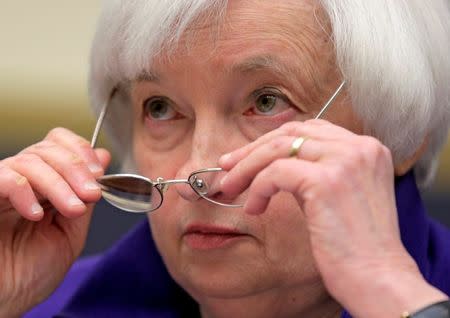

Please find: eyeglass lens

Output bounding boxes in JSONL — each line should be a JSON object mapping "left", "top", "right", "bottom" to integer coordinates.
{"left": 98, "top": 174, "right": 163, "bottom": 213}
{"left": 96, "top": 169, "right": 246, "bottom": 213}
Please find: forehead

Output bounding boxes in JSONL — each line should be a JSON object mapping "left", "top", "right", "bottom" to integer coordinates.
{"left": 140, "top": 0, "right": 332, "bottom": 82}
{"left": 192, "top": 0, "right": 326, "bottom": 50}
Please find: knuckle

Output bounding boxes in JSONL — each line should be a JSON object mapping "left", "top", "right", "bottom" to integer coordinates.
{"left": 345, "top": 149, "right": 366, "bottom": 168}
{"left": 269, "top": 137, "right": 288, "bottom": 152}
{"left": 370, "top": 139, "right": 392, "bottom": 159}
{"left": 380, "top": 145, "right": 393, "bottom": 164}
{"left": 304, "top": 170, "right": 327, "bottom": 199}
{"left": 21, "top": 140, "right": 59, "bottom": 155}
{"left": 334, "top": 145, "right": 360, "bottom": 171}
{"left": 380, "top": 143, "right": 391, "bottom": 156}
{"left": 76, "top": 137, "right": 91, "bottom": 150}
{"left": 360, "top": 136, "right": 382, "bottom": 151}
{"left": 372, "top": 143, "right": 394, "bottom": 171}
{"left": 0, "top": 161, "right": 9, "bottom": 172}
{"left": 0, "top": 164, "right": 28, "bottom": 195}
{"left": 280, "top": 122, "right": 299, "bottom": 136}
{"left": 14, "top": 153, "right": 42, "bottom": 166}
{"left": 0, "top": 164, "right": 14, "bottom": 181}
{"left": 254, "top": 162, "right": 275, "bottom": 184}
{"left": 46, "top": 127, "right": 69, "bottom": 139}
{"left": 251, "top": 169, "right": 267, "bottom": 189}
{"left": 326, "top": 164, "right": 347, "bottom": 188}
{"left": 357, "top": 136, "right": 387, "bottom": 166}
{"left": 34, "top": 140, "right": 59, "bottom": 150}
{"left": 0, "top": 158, "right": 15, "bottom": 171}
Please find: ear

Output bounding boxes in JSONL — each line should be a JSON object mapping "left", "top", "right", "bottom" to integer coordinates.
{"left": 394, "top": 137, "right": 428, "bottom": 176}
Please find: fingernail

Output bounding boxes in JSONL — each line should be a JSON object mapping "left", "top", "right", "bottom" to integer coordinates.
{"left": 219, "top": 174, "right": 228, "bottom": 186}
{"left": 219, "top": 153, "right": 232, "bottom": 164}
{"left": 68, "top": 196, "right": 84, "bottom": 207}
{"left": 31, "top": 203, "right": 43, "bottom": 215}
{"left": 84, "top": 181, "right": 100, "bottom": 191}
{"left": 88, "top": 163, "right": 103, "bottom": 174}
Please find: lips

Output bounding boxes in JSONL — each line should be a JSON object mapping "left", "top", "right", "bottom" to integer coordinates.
{"left": 183, "top": 224, "right": 247, "bottom": 250}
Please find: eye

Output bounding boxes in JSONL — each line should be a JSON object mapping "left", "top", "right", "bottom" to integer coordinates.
{"left": 244, "top": 88, "right": 292, "bottom": 116}
{"left": 255, "top": 94, "right": 277, "bottom": 114}
{"left": 143, "top": 97, "right": 178, "bottom": 120}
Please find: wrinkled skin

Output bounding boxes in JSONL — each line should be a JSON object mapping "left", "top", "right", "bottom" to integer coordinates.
{"left": 0, "top": 0, "right": 447, "bottom": 317}
{"left": 0, "top": 128, "right": 110, "bottom": 317}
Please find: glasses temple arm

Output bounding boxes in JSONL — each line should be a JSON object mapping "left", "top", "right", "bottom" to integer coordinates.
{"left": 91, "top": 87, "right": 118, "bottom": 148}
{"left": 315, "top": 80, "right": 346, "bottom": 120}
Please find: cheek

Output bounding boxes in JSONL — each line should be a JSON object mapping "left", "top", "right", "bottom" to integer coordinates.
{"left": 260, "top": 193, "right": 318, "bottom": 278}
{"left": 148, "top": 211, "right": 175, "bottom": 245}
{"left": 147, "top": 196, "right": 183, "bottom": 264}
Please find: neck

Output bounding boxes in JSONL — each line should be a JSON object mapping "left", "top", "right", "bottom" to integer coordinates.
{"left": 198, "top": 284, "right": 342, "bottom": 318}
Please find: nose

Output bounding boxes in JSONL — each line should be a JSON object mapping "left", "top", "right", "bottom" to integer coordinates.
{"left": 174, "top": 119, "right": 237, "bottom": 203}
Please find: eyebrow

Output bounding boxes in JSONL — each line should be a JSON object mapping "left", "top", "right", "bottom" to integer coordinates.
{"left": 228, "top": 54, "right": 295, "bottom": 77}
{"left": 133, "top": 53, "right": 314, "bottom": 105}
{"left": 135, "top": 54, "right": 296, "bottom": 82}
{"left": 228, "top": 54, "right": 313, "bottom": 100}
{"left": 136, "top": 69, "right": 160, "bottom": 82}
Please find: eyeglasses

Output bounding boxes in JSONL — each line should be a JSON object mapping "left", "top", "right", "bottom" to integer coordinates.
{"left": 92, "top": 81, "right": 346, "bottom": 213}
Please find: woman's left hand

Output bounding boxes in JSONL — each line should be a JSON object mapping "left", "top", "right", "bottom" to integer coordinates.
{"left": 219, "top": 119, "right": 447, "bottom": 318}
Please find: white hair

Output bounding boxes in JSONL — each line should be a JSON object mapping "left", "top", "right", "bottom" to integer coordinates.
{"left": 89, "top": 0, "right": 450, "bottom": 188}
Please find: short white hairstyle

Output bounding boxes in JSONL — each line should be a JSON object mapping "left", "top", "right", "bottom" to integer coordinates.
{"left": 89, "top": 0, "right": 450, "bottom": 188}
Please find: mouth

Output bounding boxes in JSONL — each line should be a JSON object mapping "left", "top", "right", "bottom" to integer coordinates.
{"left": 183, "top": 224, "right": 248, "bottom": 250}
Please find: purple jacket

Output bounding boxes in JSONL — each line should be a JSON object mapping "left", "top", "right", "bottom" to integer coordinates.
{"left": 24, "top": 172, "right": 450, "bottom": 318}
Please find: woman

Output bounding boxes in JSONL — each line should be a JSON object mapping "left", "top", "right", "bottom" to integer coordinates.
{"left": 1, "top": 0, "right": 450, "bottom": 317}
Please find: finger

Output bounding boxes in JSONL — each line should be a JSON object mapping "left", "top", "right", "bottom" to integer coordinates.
{"left": 0, "top": 164, "right": 44, "bottom": 221}
{"left": 220, "top": 136, "right": 345, "bottom": 197}
{"left": 44, "top": 127, "right": 104, "bottom": 176}
{"left": 219, "top": 129, "right": 288, "bottom": 167}
{"left": 287, "top": 119, "right": 357, "bottom": 138}
{"left": 219, "top": 120, "right": 355, "bottom": 169}
{"left": 21, "top": 142, "right": 102, "bottom": 202}
{"left": 4, "top": 154, "right": 90, "bottom": 218}
{"left": 244, "top": 158, "right": 318, "bottom": 215}
{"left": 94, "top": 148, "right": 112, "bottom": 170}
{"left": 51, "top": 149, "right": 110, "bottom": 258}
{"left": 53, "top": 202, "right": 95, "bottom": 259}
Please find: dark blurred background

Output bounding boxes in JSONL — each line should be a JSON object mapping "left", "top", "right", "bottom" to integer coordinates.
{"left": 1, "top": 2, "right": 449, "bottom": 257}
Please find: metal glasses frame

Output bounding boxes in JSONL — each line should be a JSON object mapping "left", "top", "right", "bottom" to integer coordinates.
{"left": 90, "top": 81, "right": 346, "bottom": 212}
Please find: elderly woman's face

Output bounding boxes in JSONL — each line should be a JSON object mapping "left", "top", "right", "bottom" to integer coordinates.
{"left": 130, "top": 0, "right": 361, "bottom": 302}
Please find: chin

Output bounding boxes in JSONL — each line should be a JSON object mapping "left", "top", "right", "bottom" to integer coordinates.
{"left": 164, "top": 244, "right": 283, "bottom": 302}
{"left": 172, "top": 259, "right": 276, "bottom": 300}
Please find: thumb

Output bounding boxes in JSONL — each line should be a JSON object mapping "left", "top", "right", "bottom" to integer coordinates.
{"left": 54, "top": 148, "right": 112, "bottom": 259}
{"left": 94, "top": 148, "right": 112, "bottom": 171}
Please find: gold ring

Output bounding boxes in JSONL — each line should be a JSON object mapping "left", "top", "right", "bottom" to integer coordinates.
{"left": 289, "top": 137, "right": 307, "bottom": 157}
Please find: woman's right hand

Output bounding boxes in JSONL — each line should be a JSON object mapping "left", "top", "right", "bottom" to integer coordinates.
{"left": 0, "top": 127, "right": 110, "bottom": 318}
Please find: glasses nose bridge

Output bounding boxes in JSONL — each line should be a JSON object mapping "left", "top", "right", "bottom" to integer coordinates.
{"left": 156, "top": 178, "right": 190, "bottom": 193}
